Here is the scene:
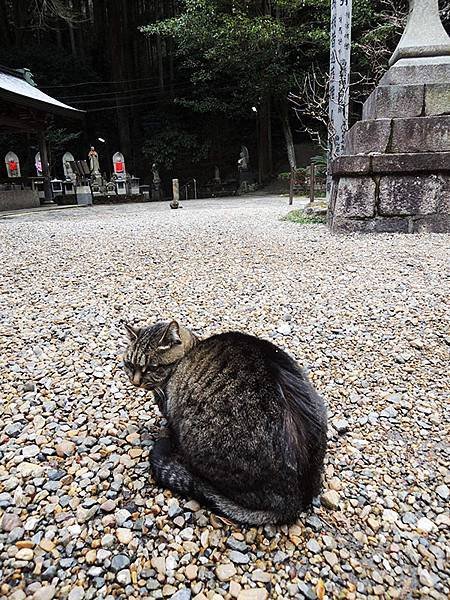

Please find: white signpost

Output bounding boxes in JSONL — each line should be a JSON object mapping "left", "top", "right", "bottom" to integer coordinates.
{"left": 327, "top": 0, "right": 352, "bottom": 195}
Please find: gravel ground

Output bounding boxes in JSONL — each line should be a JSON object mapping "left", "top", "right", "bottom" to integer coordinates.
{"left": 0, "top": 197, "right": 449, "bottom": 600}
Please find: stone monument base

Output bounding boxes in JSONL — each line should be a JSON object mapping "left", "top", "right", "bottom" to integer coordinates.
{"left": 328, "top": 55, "right": 450, "bottom": 234}
{"left": 328, "top": 153, "right": 450, "bottom": 233}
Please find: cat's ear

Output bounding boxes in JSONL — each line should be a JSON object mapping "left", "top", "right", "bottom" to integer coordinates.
{"left": 123, "top": 322, "right": 139, "bottom": 341}
{"left": 158, "top": 320, "right": 181, "bottom": 350}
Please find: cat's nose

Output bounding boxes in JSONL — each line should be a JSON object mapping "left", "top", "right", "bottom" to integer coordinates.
{"left": 132, "top": 369, "right": 142, "bottom": 386}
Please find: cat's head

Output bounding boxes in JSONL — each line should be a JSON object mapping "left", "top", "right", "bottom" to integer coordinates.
{"left": 122, "top": 320, "right": 194, "bottom": 390}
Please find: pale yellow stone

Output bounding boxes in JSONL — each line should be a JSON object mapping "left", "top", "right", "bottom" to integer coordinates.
{"left": 237, "top": 589, "right": 268, "bottom": 600}
{"left": 116, "top": 528, "right": 133, "bottom": 544}
{"left": 16, "top": 548, "right": 34, "bottom": 561}
{"left": 85, "top": 549, "right": 96, "bottom": 564}
{"left": 151, "top": 556, "right": 166, "bottom": 576}
{"left": 185, "top": 564, "right": 198, "bottom": 580}
{"left": 216, "top": 563, "right": 237, "bottom": 581}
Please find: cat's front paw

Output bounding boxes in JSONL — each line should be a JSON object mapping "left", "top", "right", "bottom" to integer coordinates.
{"left": 152, "top": 432, "right": 172, "bottom": 461}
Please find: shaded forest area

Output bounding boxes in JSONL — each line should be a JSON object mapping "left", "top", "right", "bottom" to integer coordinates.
{"left": 0, "top": 1, "right": 449, "bottom": 189}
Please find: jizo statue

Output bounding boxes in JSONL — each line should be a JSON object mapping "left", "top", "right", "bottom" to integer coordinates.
{"left": 237, "top": 146, "right": 249, "bottom": 171}
{"left": 113, "top": 152, "right": 126, "bottom": 179}
{"left": 5, "top": 151, "right": 21, "bottom": 178}
{"left": 63, "top": 152, "right": 76, "bottom": 182}
{"left": 152, "top": 163, "right": 161, "bottom": 186}
{"left": 88, "top": 146, "right": 100, "bottom": 175}
{"left": 35, "top": 152, "right": 42, "bottom": 177}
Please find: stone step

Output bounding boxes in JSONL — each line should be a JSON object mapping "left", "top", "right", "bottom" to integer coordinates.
{"left": 362, "top": 83, "right": 450, "bottom": 120}
{"left": 332, "top": 152, "right": 450, "bottom": 176}
{"left": 380, "top": 57, "right": 450, "bottom": 86}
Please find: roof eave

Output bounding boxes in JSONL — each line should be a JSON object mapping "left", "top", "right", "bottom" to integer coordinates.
{"left": 0, "top": 88, "right": 85, "bottom": 120}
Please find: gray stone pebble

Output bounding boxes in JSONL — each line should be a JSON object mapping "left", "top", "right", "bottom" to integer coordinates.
{"left": 0, "top": 199, "right": 448, "bottom": 600}
{"left": 228, "top": 550, "right": 250, "bottom": 564}
{"left": 110, "top": 554, "right": 130, "bottom": 572}
{"left": 171, "top": 590, "right": 191, "bottom": 600}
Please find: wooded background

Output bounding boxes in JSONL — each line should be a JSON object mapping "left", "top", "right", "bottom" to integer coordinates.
{"left": 0, "top": 1, "right": 449, "bottom": 189}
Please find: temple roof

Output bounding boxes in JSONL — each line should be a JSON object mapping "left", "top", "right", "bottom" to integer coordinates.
{"left": 0, "top": 66, "right": 84, "bottom": 120}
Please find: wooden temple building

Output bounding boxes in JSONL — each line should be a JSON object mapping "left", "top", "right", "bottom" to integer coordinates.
{"left": 0, "top": 65, "right": 83, "bottom": 211}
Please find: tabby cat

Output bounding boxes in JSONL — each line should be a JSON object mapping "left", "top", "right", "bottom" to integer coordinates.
{"left": 123, "top": 320, "right": 327, "bottom": 525}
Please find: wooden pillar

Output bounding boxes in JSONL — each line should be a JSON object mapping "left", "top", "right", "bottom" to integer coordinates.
{"left": 39, "top": 130, "right": 54, "bottom": 205}
{"left": 309, "top": 164, "right": 316, "bottom": 204}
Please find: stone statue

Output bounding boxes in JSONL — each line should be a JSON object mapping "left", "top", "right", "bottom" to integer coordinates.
{"left": 152, "top": 163, "right": 161, "bottom": 186}
{"left": 35, "top": 152, "right": 42, "bottom": 177}
{"left": 62, "top": 152, "right": 76, "bottom": 182}
{"left": 88, "top": 146, "right": 100, "bottom": 175}
{"left": 151, "top": 163, "right": 163, "bottom": 201}
{"left": 65, "top": 161, "right": 76, "bottom": 184}
{"left": 238, "top": 145, "right": 249, "bottom": 171}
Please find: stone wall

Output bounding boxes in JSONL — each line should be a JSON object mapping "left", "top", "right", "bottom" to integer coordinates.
{"left": 329, "top": 149, "right": 450, "bottom": 233}
{"left": 0, "top": 189, "right": 40, "bottom": 212}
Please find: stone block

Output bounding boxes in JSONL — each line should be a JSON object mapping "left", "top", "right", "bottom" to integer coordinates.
{"left": 425, "top": 83, "right": 450, "bottom": 115}
{"left": 437, "top": 173, "right": 450, "bottom": 212}
{"left": 380, "top": 58, "right": 450, "bottom": 86}
{"left": 378, "top": 174, "right": 447, "bottom": 216}
{"left": 331, "top": 155, "right": 371, "bottom": 176}
{"left": 412, "top": 213, "right": 450, "bottom": 233}
{"left": 330, "top": 216, "right": 409, "bottom": 234}
{"left": 0, "top": 189, "right": 40, "bottom": 211}
{"left": 391, "top": 116, "right": 450, "bottom": 153}
{"left": 361, "top": 92, "right": 376, "bottom": 121}
{"left": 334, "top": 176, "right": 376, "bottom": 218}
{"left": 372, "top": 152, "right": 450, "bottom": 173}
{"left": 344, "top": 120, "right": 392, "bottom": 155}
{"left": 362, "top": 85, "right": 424, "bottom": 120}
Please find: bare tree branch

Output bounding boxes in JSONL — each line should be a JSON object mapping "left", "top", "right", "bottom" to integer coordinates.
{"left": 29, "top": 0, "right": 88, "bottom": 30}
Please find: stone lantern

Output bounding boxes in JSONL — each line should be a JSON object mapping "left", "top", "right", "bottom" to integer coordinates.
{"left": 51, "top": 179, "right": 63, "bottom": 196}
{"left": 328, "top": 0, "right": 450, "bottom": 234}
{"left": 129, "top": 176, "right": 140, "bottom": 195}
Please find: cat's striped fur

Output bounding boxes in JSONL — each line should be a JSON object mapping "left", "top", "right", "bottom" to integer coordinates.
{"left": 123, "top": 320, "right": 327, "bottom": 525}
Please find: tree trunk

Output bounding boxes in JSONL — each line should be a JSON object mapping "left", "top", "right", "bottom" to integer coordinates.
{"left": 109, "top": 0, "right": 132, "bottom": 162}
{"left": 257, "top": 96, "right": 272, "bottom": 182}
{"left": 68, "top": 23, "right": 77, "bottom": 56}
{"left": 13, "top": 0, "right": 27, "bottom": 46}
{"left": 92, "top": 0, "right": 107, "bottom": 73}
{"left": 0, "top": 0, "right": 12, "bottom": 46}
{"left": 156, "top": 37, "right": 165, "bottom": 92}
{"left": 55, "top": 26, "right": 63, "bottom": 49}
{"left": 280, "top": 99, "right": 297, "bottom": 171}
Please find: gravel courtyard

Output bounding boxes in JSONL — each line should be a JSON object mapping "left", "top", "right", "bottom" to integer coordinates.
{"left": 0, "top": 197, "right": 449, "bottom": 600}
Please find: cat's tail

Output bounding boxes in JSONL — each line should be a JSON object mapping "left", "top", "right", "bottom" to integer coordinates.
{"left": 151, "top": 440, "right": 285, "bottom": 526}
